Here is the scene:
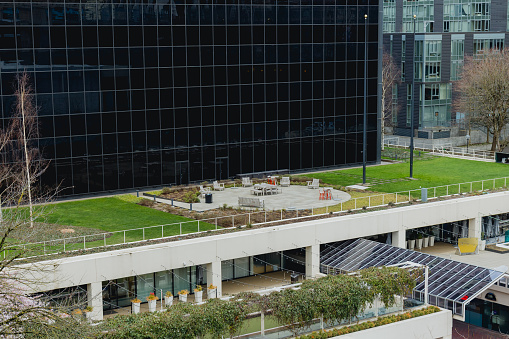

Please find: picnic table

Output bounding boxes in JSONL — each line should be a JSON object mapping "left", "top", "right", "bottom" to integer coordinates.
{"left": 251, "top": 183, "right": 280, "bottom": 196}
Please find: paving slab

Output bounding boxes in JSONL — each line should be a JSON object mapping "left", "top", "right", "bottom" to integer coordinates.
{"left": 148, "top": 185, "right": 351, "bottom": 212}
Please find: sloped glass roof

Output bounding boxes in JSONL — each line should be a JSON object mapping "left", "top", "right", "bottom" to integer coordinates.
{"left": 320, "top": 238, "right": 506, "bottom": 316}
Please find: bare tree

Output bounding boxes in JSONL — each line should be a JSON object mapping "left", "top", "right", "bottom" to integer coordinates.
{"left": 381, "top": 51, "right": 401, "bottom": 150}
{"left": 10, "top": 72, "right": 46, "bottom": 228}
{"left": 455, "top": 48, "right": 509, "bottom": 151}
{"left": 0, "top": 73, "right": 88, "bottom": 337}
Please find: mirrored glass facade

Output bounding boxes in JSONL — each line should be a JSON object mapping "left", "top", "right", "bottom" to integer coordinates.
{"left": 0, "top": 1, "right": 379, "bottom": 196}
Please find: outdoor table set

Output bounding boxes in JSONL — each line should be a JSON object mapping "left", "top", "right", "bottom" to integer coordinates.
{"left": 251, "top": 183, "right": 280, "bottom": 196}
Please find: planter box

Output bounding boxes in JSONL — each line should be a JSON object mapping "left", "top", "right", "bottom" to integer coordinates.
{"left": 416, "top": 238, "right": 423, "bottom": 250}
{"left": 208, "top": 288, "right": 217, "bottom": 299}
{"left": 164, "top": 296, "right": 173, "bottom": 307}
{"left": 195, "top": 290, "right": 203, "bottom": 303}
{"left": 407, "top": 240, "right": 415, "bottom": 250}
{"left": 423, "top": 237, "right": 429, "bottom": 248}
{"left": 479, "top": 240, "right": 486, "bottom": 251}
{"left": 132, "top": 302, "right": 140, "bottom": 314}
{"left": 148, "top": 299, "right": 157, "bottom": 312}
{"left": 179, "top": 294, "right": 188, "bottom": 303}
{"left": 429, "top": 236, "right": 435, "bottom": 246}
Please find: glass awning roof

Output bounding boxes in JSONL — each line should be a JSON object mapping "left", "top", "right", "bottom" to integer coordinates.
{"left": 320, "top": 238, "right": 507, "bottom": 316}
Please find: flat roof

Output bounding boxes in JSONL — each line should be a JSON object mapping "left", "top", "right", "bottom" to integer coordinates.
{"left": 321, "top": 238, "right": 507, "bottom": 317}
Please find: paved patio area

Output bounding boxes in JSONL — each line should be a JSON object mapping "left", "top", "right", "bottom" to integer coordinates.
{"left": 103, "top": 271, "right": 294, "bottom": 319}
{"left": 419, "top": 242, "right": 509, "bottom": 272}
{"left": 148, "top": 185, "right": 351, "bottom": 212}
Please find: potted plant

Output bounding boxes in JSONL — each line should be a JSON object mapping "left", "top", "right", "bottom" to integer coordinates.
{"left": 178, "top": 289, "right": 189, "bottom": 303}
{"left": 429, "top": 232, "right": 435, "bottom": 246}
{"left": 207, "top": 284, "right": 217, "bottom": 299}
{"left": 83, "top": 306, "right": 93, "bottom": 322}
{"left": 131, "top": 298, "right": 141, "bottom": 314}
{"left": 407, "top": 232, "right": 415, "bottom": 250}
{"left": 194, "top": 285, "right": 203, "bottom": 303}
{"left": 416, "top": 233, "right": 423, "bottom": 249}
{"left": 146, "top": 292, "right": 159, "bottom": 312}
{"left": 164, "top": 291, "right": 173, "bottom": 307}
{"left": 423, "top": 233, "right": 429, "bottom": 248}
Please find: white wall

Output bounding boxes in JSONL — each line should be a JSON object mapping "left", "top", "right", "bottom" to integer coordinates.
{"left": 337, "top": 309, "right": 452, "bottom": 339}
{"left": 22, "top": 190, "right": 509, "bottom": 292}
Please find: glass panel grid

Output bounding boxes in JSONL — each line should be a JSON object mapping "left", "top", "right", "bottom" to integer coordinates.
{"left": 321, "top": 238, "right": 506, "bottom": 316}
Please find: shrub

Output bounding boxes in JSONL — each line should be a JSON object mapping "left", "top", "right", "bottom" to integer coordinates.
{"left": 161, "top": 187, "right": 171, "bottom": 194}
{"left": 138, "top": 198, "right": 155, "bottom": 207}
{"left": 183, "top": 190, "right": 200, "bottom": 203}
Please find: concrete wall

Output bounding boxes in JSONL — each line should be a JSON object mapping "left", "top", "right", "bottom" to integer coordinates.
{"left": 338, "top": 309, "right": 452, "bottom": 339}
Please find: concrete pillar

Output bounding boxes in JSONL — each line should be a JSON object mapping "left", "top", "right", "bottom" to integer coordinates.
{"left": 468, "top": 217, "right": 482, "bottom": 239}
{"left": 392, "top": 230, "right": 406, "bottom": 249}
{"left": 87, "top": 282, "right": 103, "bottom": 321}
{"left": 206, "top": 261, "right": 222, "bottom": 298}
{"left": 305, "top": 245, "right": 320, "bottom": 278}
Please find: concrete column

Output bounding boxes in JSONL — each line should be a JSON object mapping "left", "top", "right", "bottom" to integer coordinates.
{"left": 468, "top": 217, "right": 482, "bottom": 239}
{"left": 206, "top": 261, "right": 222, "bottom": 298}
{"left": 305, "top": 245, "right": 320, "bottom": 279}
{"left": 392, "top": 230, "right": 406, "bottom": 249}
{"left": 87, "top": 282, "right": 103, "bottom": 321}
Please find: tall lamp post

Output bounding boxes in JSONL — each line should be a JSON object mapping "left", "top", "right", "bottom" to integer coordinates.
{"left": 409, "top": 14, "right": 416, "bottom": 178}
{"left": 363, "top": 14, "right": 368, "bottom": 184}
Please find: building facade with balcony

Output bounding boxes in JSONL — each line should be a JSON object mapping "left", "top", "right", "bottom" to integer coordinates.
{"left": 383, "top": 0, "right": 509, "bottom": 137}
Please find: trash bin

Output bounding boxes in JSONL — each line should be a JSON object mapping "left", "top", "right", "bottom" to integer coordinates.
{"left": 505, "top": 230, "right": 509, "bottom": 242}
{"left": 205, "top": 193, "right": 213, "bottom": 204}
{"left": 291, "top": 273, "right": 299, "bottom": 284}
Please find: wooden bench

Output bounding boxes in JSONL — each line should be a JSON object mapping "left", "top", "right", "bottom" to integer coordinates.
{"left": 238, "top": 197, "right": 265, "bottom": 208}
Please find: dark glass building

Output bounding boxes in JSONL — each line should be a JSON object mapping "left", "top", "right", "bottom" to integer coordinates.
{"left": 0, "top": 1, "right": 380, "bottom": 196}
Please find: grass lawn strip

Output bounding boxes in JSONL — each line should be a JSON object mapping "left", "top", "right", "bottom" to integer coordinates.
{"left": 307, "top": 157, "right": 509, "bottom": 193}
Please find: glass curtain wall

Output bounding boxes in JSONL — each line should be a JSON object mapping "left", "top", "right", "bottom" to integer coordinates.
{"left": 0, "top": 1, "right": 379, "bottom": 196}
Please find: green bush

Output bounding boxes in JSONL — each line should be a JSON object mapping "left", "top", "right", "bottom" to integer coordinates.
{"left": 183, "top": 190, "right": 200, "bottom": 203}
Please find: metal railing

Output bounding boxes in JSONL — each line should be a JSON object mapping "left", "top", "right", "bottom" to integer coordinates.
{"left": 6, "top": 175, "right": 509, "bottom": 259}
{"left": 384, "top": 137, "right": 495, "bottom": 161}
{"left": 432, "top": 145, "right": 495, "bottom": 161}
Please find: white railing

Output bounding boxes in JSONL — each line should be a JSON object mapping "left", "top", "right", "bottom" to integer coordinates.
{"left": 432, "top": 145, "right": 495, "bottom": 161}
{"left": 7, "top": 175, "right": 509, "bottom": 259}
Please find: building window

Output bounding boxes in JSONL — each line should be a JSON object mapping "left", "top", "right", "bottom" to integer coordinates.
{"left": 451, "top": 38, "right": 464, "bottom": 80}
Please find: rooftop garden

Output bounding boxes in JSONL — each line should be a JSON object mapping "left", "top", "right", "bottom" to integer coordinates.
{"left": 7, "top": 155, "right": 509, "bottom": 261}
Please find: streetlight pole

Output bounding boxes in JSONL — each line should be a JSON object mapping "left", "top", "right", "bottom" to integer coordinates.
{"left": 363, "top": 14, "right": 368, "bottom": 184}
{"left": 410, "top": 14, "right": 416, "bottom": 178}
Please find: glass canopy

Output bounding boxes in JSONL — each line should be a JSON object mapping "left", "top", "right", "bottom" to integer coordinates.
{"left": 320, "top": 238, "right": 506, "bottom": 317}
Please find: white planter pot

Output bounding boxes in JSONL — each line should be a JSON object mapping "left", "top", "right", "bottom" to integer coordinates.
{"left": 132, "top": 302, "right": 140, "bottom": 314}
{"left": 423, "top": 237, "right": 429, "bottom": 248}
{"left": 407, "top": 240, "right": 415, "bottom": 250}
{"left": 164, "top": 296, "right": 173, "bottom": 307}
{"left": 208, "top": 288, "right": 217, "bottom": 299}
{"left": 148, "top": 299, "right": 157, "bottom": 312}
{"left": 194, "top": 290, "right": 203, "bottom": 303}
{"left": 85, "top": 312, "right": 93, "bottom": 322}
{"left": 416, "top": 238, "right": 423, "bottom": 249}
{"left": 479, "top": 240, "right": 486, "bottom": 251}
{"left": 179, "top": 294, "right": 188, "bottom": 303}
{"left": 429, "top": 236, "right": 435, "bottom": 246}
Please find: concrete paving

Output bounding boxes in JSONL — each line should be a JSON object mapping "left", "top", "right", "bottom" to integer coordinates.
{"left": 420, "top": 242, "right": 509, "bottom": 273}
{"left": 148, "top": 185, "right": 351, "bottom": 212}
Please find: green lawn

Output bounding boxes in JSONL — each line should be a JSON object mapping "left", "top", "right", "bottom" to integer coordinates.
{"left": 10, "top": 197, "right": 217, "bottom": 256}
{"left": 42, "top": 197, "right": 193, "bottom": 232}
{"left": 308, "top": 157, "right": 509, "bottom": 193}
